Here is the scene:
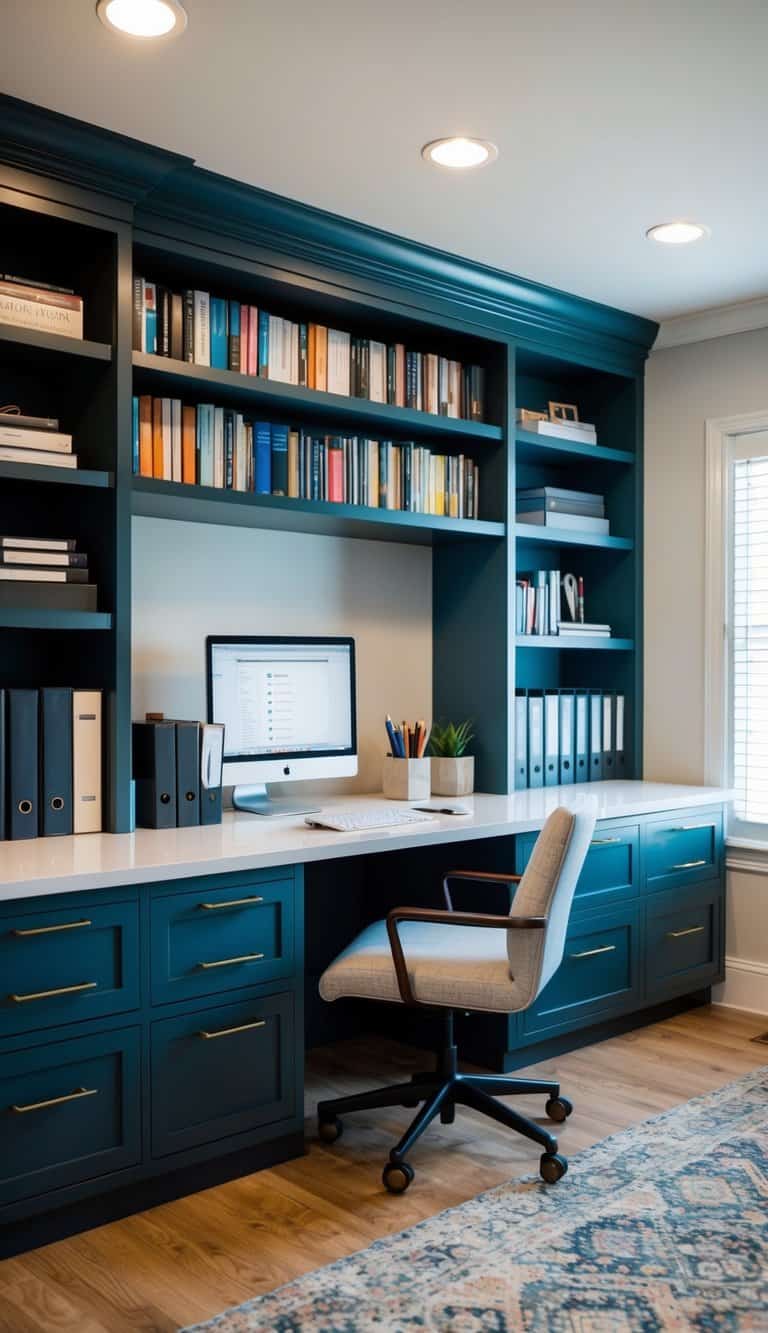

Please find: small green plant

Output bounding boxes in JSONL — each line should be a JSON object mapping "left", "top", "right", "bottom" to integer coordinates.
{"left": 428, "top": 719, "right": 475, "bottom": 758}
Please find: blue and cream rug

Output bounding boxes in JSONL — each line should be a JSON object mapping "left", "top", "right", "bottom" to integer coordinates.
{"left": 183, "top": 1066, "right": 768, "bottom": 1331}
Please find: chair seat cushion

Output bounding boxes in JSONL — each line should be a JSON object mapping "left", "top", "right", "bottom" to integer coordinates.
{"left": 319, "top": 919, "right": 525, "bottom": 1013}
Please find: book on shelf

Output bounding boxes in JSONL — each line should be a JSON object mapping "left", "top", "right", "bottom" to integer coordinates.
{"left": 0, "top": 410, "right": 60, "bottom": 432}
{"left": 0, "top": 548, "right": 87, "bottom": 568}
{"left": 0, "top": 444, "right": 77, "bottom": 469}
{"left": 0, "top": 565, "right": 89, "bottom": 583}
{"left": 516, "top": 569, "right": 561, "bottom": 636}
{"left": 132, "top": 395, "right": 481, "bottom": 519}
{"left": 0, "top": 406, "right": 76, "bottom": 467}
{"left": 516, "top": 414, "right": 597, "bottom": 444}
{"left": 0, "top": 277, "right": 84, "bottom": 340}
{"left": 0, "top": 424, "right": 73, "bottom": 453}
{"left": 133, "top": 276, "right": 486, "bottom": 422}
{"left": 517, "top": 486, "right": 605, "bottom": 519}
{"left": 0, "top": 580, "right": 97, "bottom": 611}
{"left": 0, "top": 535, "right": 76, "bottom": 551}
{"left": 516, "top": 510, "right": 609, "bottom": 534}
{"left": 558, "top": 622, "right": 612, "bottom": 637}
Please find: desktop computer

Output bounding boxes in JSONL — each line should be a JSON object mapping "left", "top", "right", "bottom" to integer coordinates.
{"left": 206, "top": 635, "right": 357, "bottom": 816}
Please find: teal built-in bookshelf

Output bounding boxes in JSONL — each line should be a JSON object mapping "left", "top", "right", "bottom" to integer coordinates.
{"left": 0, "top": 95, "right": 656, "bottom": 832}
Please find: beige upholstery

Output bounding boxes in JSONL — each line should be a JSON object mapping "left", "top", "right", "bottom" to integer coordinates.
{"left": 319, "top": 802, "right": 596, "bottom": 1015}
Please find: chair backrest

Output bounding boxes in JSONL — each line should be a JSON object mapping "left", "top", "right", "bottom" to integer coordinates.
{"left": 506, "top": 798, "right": 598, "bottom": 1008}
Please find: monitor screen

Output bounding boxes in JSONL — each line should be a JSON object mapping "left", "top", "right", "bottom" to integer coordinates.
{"left": 207, "top": 637, "right": 356, "bottom": 764}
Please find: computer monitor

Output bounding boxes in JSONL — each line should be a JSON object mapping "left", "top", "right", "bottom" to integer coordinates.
{"left": 206, "top": 635, "right": 357, "bottom": 816}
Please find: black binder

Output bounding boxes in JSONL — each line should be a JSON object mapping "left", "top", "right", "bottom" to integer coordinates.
{"left": 200, "top": 722, "right": 224, "bottom": 826}
{"left": 7, "top": 688, "right": 39, "bottom": 839}
{"left": 132, "top": 721, "right": 177, "bottom": 829}
{"left": 175, "top": 720, "right": 201, "bottom": 827}
{"left": 40, "top": 687, "right": 74, "bottom": 836}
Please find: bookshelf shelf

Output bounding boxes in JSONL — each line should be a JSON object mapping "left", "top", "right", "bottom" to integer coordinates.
{"left": 515, "top": 429, "right": 634, "bottom": 467}
{"left": 0, "top": 609, "right": 112, "bottom": 630}
{"left": 516, "top": 635, "right": 634, "bottom": 651}
{"left": 132, "top": 353, "right": 503, "bottom": 446}
{"left": 0, "top": 323, "right": 112, "bottom": 365}
{"left": 0, "top": 460, "right": 113, "bottom": 489}
{"left": 514, "top": 523, "right": 634, "bottom": 551}
{"left": 131, "top": 476, "right": 505, "bottom": 546}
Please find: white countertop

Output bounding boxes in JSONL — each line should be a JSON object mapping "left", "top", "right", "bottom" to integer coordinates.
{"left": 0, "top": 782, "right": 730, "bottom": 904}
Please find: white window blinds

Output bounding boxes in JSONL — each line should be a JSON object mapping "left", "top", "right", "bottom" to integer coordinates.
{"left": 732, "top": 452, "right": 768, "bottom": 828}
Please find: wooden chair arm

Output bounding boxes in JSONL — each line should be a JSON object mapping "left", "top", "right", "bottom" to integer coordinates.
{"left": 385, "top": 906, "right": 547, "bottom": 1007}
{"left": 442, "top": 869, "right": 522, "bottom": 910}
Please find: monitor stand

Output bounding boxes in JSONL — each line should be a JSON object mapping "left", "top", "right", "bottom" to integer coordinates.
{"left": 232, "top": 784, "right": 321, "bottom": 818}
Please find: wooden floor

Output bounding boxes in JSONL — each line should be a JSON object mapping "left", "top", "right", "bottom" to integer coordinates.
{"left": 0, "top": 1004, "right": 766, "bottom": 1332}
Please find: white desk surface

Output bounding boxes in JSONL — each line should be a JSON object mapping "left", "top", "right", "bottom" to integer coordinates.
{"left": 0, "top": 782, "right": 730, "bottom": 905}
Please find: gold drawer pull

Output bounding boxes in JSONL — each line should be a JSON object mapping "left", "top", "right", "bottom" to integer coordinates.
{"left": 198, "top": 952, "right": 265, "bottom": 970}
{"left": 9, "top": 980, "right": 98, "bottom": 1004}
{"left": 590, "top": 837, "right": 622, "bottom": 845}
{"left": 11, "top": 1086, "right": 98, "bottom": 1114}
{"left": 569, "top": 944, "right": 617, "bottom": 959}
{"left": 670, "top": 824, "right": 712, "bottom": 832}
{"left": 199, "top": 896, "right": 264, "bottom": 911}
{"left": 198, "top": 1019, "right": 266, "bottom": 1040}
{"left": 670, "top": 859, "right": 707, "bottom": 870}
{"left": 667, "top": 925, "right": 706, "bottom": 939}
{"left": 12, "top": 919, "right": 92, "bottom": 938}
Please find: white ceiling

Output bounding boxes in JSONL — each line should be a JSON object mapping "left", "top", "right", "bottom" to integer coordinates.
{"left": 1, "top": 0, "right": 766, "bottom": 322}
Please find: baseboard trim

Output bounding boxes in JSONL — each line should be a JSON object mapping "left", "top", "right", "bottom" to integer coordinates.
{"left": 713, "top": 956, "right": 768, "bottom": 1016}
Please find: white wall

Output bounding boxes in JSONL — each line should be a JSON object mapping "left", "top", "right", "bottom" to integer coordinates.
{"left": 132, "top": 516, "right": 432, "bottom": 797}
{"left": 645, "top": 325, "right": 768, "bottom": 1011}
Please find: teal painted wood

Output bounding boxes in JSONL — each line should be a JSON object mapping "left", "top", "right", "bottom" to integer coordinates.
{"left": 515, "top": 429, "right": 635, "bottom": 467}
{"left": 150, "top": 990, "right": 296, "bottom": 1158}
{"left": 0, "top": 461, "right": 113, "bottom": 489}
{"left": 0, "top": 1025, "right": 141, "bottom": 1206}
{"left": 0, "top": 323, "right": 112, "bottom": 362}
{"left": 515, "top": 523, "right": 634, "bottom": 551}
{"left": 516, "top": 823, "right": 640, "bottom": 913}
{"left": 644, "top": 881, "right": 724, "bottom": 1002}
{"left": 515, "top": 636, "right": 634, "bottom": 651}
{"left": 642, "top": 808, "right": 723, "bottom": 893}
{"left": 0, "top": 610, "right": 112, "bottom": 630}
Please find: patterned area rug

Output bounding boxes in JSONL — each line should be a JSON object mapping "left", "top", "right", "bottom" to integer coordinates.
{"left": 182, "top": 1066, "right": 768, "bottom": 1332}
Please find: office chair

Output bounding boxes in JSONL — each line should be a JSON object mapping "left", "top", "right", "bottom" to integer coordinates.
{"left": 317, "top": 800, "right": 597, "bottom": 1192}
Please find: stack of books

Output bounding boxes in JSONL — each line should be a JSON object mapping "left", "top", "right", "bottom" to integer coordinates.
{"left": 0, "top": 409, "right": 77, "bottom": 469}
{"left": 516, "top": 569, "right": 612, "bottom": 639}
{"left": 0, "top": 687, "right": 102, "bottom": 839}
{"left": 132, "top": 395, "right": 480, "bottom": 519}
{"left": 516, "top": 487, "right": 608, "bottom": 535}
{"left": 516, "top": 411, "right": 597, "bottom": 445}
{"left": 133, "top": 278, "right": 486, "bottom": 421}
{"left": 0, "top": 275, "right": 84, "bottom": 341}
{"left": 558, "top": 622, "right": 612, "bottom": 639}
{"left": 0, "top": 536, "right": 97, "bottom": 611}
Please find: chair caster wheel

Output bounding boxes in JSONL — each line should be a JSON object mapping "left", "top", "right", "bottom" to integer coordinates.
{"left": 318, "top": 1116, "right": 343, "bottom": 1144}
{"left": 545, "top": 1095, "right": 573, "bottom": 1123}
{"left": 540, "top": 1152, "right": 568, "bottom": 1184}
{"left": 383, "top": 1160, "right": 414, "bottom": 1193}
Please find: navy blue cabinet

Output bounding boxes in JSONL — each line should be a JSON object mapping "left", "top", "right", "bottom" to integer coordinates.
{"left": 522, "top": 903, "right": 641, "bottom": 1040}
{"left": 643, "top": 809, "right": 722, "bottom": 893}
{"left": 645, "top": 881, "right": 724, "bottom": 1001}
{"left": 517, "top": 823, "right": 639, "bottom": 912}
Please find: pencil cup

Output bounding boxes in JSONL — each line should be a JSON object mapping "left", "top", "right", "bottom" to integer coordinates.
{"left": 382, "top": 756, "right": 431, "bottom": 801}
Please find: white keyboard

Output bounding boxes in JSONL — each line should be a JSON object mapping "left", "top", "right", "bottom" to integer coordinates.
{"left": 304, "top": 807, "right": 437, "bottom": 833}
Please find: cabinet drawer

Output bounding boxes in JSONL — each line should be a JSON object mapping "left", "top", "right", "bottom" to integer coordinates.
{"left": 150, "top": 876, "right": 295, "bottom": 1005}
{"left": 150, "top": 991, "right": 295, "bottom": 1157}
{"left": 0, "top": 902, "right": 140, "bottom": 1040}
{"left": 645, "top": 883, "right": 724, "bottom": 1000}
{"left": 0, "top": 1027, "right": 141, "bottom": 1207}
{"left": 516, "top": 825, "right": 639, "bottom": 910}
{"left": 644, "top": 811, "right": 722, "bottom": 892}
{"left": 523, "top": 906, "right": 640, "bottom": 1039}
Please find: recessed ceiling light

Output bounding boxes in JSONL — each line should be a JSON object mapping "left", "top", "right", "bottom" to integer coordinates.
{"left": 96, "top": 0, "right": 187, "bottom": 38}
{"left": 421, "top": 138, "right": 498, "bottom": 170}
{"left": 646, "top": 220, "right": 709, "bottom": 245}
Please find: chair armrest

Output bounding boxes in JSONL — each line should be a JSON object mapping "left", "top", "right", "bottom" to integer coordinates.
{"left": 385, "top": 905, "right": 547, "bottom": 1007}
{"left": 442, "top": 869, "right": 522, "bottom": 910}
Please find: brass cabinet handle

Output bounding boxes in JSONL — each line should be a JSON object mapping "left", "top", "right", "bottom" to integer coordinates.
{"left": 199, "top": 896, "right": 264, "bottom": 911}
{"left": 11, "top": 1086, "right": 98, "bottom": 1114}
{"left": 197, "top": 952, "right": 265, "bottom": 970}
{"left": 667, "top": 925, "right": 706, "bottom": 939}
{"left": 9, "top": 980, "right": 98, "bottom": 1003}
{"left": 12, "top": 919, "right": 92, "bottom": 937}
{"left": 198, "top": 1019, "right": 266, "bottom": 1040}
{"left": 670, "top": 859, "right": 707, "bottom": 870}
{"left": 569, "top": 944, "right": 617, "bottom": 959}
{"left": 590, "top": 837, "right": 622, "bottom": 845}
{"left": 670, "top": 824, "right": 712, "bottom": 832}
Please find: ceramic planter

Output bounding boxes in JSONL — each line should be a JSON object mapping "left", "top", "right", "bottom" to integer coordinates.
{"left": 430, "top": 755, "right": 475, "bottom": 796}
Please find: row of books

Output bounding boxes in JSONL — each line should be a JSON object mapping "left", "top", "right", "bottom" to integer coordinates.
{"left": 516, "top": 569, "right": 612, "bottom": 638}
{"left": 133, "top": 278, "right": 486, "bottom": 421}
{"left": 0, "top": 407, "right": 77, "bottom": 469}
{"left": 0, "top": 275, "right": 84, "bottom": 341}
{"left": 516, "top": 487, "right": 609, "bottom": 535}
{"left": 0, "top": 535, "right": 98, "bottom": 611}
{"left": 132, "top": 396, "right": 481, "bottom": 519}
{"left": 515, "top": 689, "right": 625, "bottom": 789}
{"left": 1, "top": 688, "right": 102, "bottom": 840}
{"left": 133, "top": 719, "right": 223, "bottom": 830}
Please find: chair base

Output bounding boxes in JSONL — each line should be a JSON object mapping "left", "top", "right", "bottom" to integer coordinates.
{"left": 317, "top": 1013, "right": 572, "bottom": 1190}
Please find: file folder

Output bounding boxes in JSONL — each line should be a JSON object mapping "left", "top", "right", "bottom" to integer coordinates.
{"left": 73, "top": 690, "right": 102, "bottom": 833}
{"left": 514, "top": 691, "right": 528, "bottom": 789}
{"left": 133, "top": 720, "right": 177, "bottom": 829}
{"left": 589, "top": 691, "right": 603, "bottom": 781}
{"left": 527, "top": 693, "right": 544, "bottom": 789}
{"left": 200, "top": 722, "right": 224, "bottom": 825}
{"left": 559, "top": 691, "right": 576, "bottom": 784}
{"left": 40, "top": 687, "right": 73, "bottom": 836}
{"left": 544, "top": 692, "right": 559, "bottom": 786}
{"left": 602, "top": 693, "right": 615, "bottom": 779}
{"left": 615, "top": 694, "right": 626, "bottom": 779}
{"left": 8, "top": 688, "right": 39, "bottom": 839}
{"left": 175, "top": 720, "right": 201, "bottom": 827}
{"left": 574, "top": 692, "right": 589, "bottom": 783}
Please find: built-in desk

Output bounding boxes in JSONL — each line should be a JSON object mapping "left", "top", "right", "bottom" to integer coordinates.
{"left": 0, "top": 781, "right": 729, "bottom": 1255}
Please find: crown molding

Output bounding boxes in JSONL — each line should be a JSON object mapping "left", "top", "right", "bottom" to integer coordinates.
{"left": 654, "top": 296, "right": 768, "bottom": 351}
